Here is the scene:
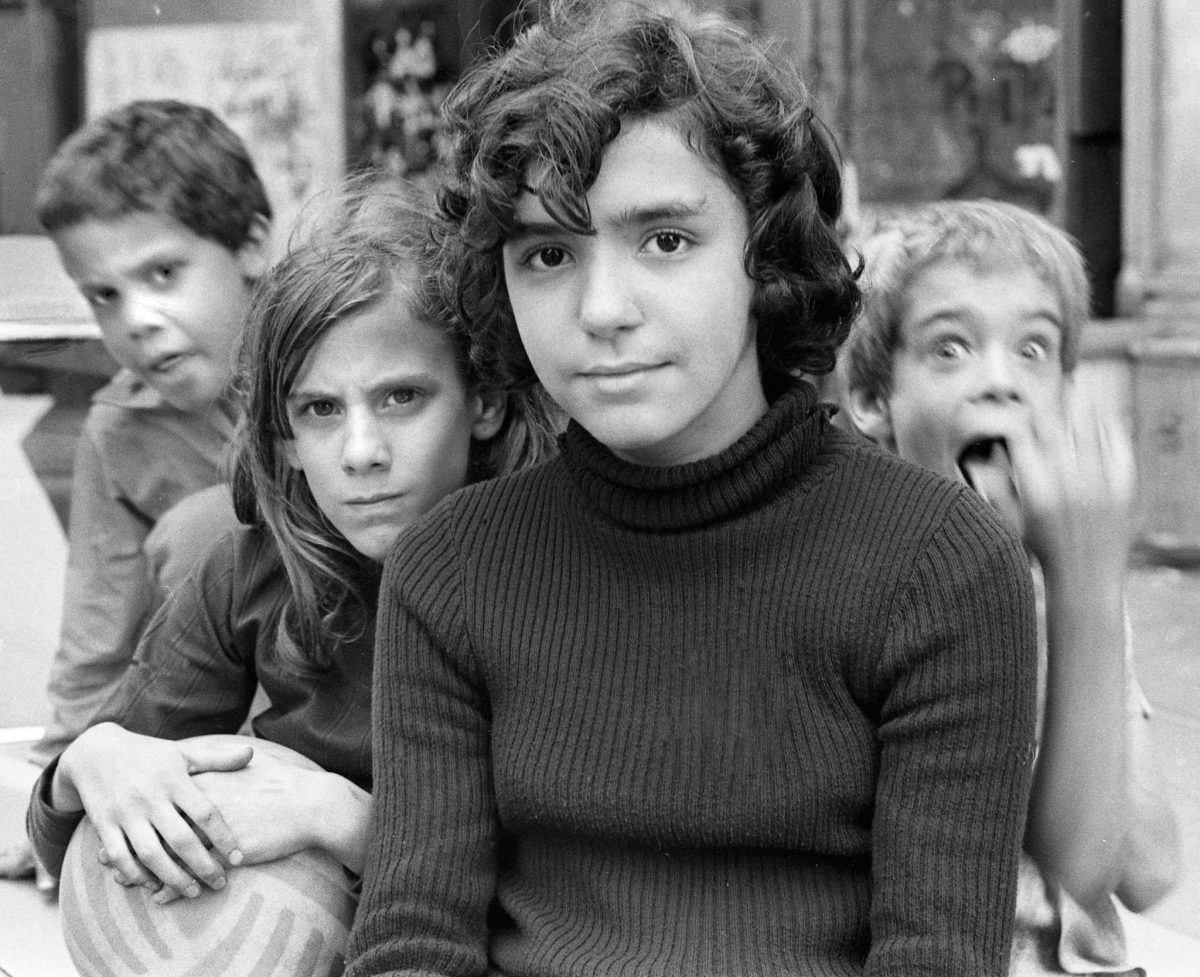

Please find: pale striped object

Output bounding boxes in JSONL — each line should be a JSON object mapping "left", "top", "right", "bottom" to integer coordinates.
{"left": 57, "top": 737, "right": 358, "bottom": 977}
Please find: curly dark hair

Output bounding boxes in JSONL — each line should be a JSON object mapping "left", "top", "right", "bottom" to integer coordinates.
{"left": 35, "top": 99, "right": 271, "bottom": 252}
{"left": 434, "top": 0, "right": 861, "bottom": 389}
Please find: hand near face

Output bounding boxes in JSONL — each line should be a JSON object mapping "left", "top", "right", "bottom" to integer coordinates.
{"left": 994, "top": 384, "right": 1136, "bottom": 574}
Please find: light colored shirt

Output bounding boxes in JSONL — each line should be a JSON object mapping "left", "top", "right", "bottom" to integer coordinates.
{"left": 29, "top": 368, "right": 236, "bottom": 765}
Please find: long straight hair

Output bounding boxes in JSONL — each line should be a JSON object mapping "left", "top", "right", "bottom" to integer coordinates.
{"left": 231, "top": 179, "right": 559, "bottom": 677}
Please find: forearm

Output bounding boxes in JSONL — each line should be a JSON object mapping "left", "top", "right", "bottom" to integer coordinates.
{"left": 1027, "top": 561, "right": 1131, "bottom": 906}
{"left": 43, "top": 439, "right": 155, "bottom": 749}
{"left": 308, "top": 774, "right": 372, "bottom": 875}
{"left": 1116, "top": 673, "right": 1181, "bottom": 909}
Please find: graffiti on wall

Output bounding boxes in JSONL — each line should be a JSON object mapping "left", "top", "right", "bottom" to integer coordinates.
{"left": 87, "top": 22, "right": 343, "bottom": 240}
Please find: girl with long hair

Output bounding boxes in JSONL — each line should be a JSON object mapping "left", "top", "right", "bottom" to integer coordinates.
{"left": 26, "top": 181, "right": 558, "bottom": 901}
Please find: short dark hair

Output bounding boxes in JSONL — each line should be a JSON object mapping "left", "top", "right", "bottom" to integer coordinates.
{"left": 433, "top": 0, "right": 861, "bottom": 389}
{"left": 35, "top": 99, "right": 271, "bottom": 252}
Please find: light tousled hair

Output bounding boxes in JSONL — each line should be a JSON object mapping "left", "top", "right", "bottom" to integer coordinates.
{"left": 842, "top": 199, "right": 1090, "bottom": 403}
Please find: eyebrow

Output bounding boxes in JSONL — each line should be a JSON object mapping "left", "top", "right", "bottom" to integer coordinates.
{"left": 908, "top": 305, "right": 1065, "bottom": 333}
{"left": 286, "top": 371, "right": 441, "bottom": 403}
{"left": 507, "top": 196, "right": 711, "bottom": 244}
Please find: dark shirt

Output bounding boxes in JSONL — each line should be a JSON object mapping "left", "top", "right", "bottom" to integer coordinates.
{"left": 27, "top": 524, "right": 374, "bottom": 878}
{"left": 348, "top": 380, "right": 1040, "bottom": 977}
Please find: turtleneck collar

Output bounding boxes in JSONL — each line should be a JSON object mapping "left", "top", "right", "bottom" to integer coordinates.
{"left": 560, "top": 379, "right": 830, "bottom": 532}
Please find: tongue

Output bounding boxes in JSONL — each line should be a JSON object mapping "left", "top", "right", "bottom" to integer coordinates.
{"left": 960, "top": 442, "right": 1016, "bottom": 512}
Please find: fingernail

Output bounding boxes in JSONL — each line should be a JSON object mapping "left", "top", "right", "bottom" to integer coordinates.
{"left": 113, "top": 872, "right": 126, "bottom": 885}
{"left": 228, "top": 849, "right": 244, "bottom": 866}
{"left": 210, "top": 875, "right": 226, "bottom": 890}
{"left": 152, "top": 888, "right": 171, "bottom": 904}
{"left": 185, "top": 883, "right": 201, "bottom": 899}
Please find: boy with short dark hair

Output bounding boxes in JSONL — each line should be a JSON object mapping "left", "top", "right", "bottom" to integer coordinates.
{"left": 842, "top": 198, "right": 1181, "bottom": 974}
{"left": 347, "top": 4, "right": 1039, "bottom": 975}
{"left": 0, "top": 100, "right": 270, "bottom": 878}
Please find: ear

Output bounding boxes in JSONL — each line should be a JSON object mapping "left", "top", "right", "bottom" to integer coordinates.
{"left": 470, "top": 390, "right": 507, "bottom": 442}
{"left": 845, "top": 386, "right": 894, "bottom": 447}
{"left": 280, "top": 439, "right": 302, "bottom": 471}
{"left": 235, "top": 214, "right": 273, "bottom": 279}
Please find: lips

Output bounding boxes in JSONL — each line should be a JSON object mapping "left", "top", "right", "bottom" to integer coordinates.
{"left": 580, "top": 362, "right": 664, "bottom": 378}
{"left": 345, "top": 492, "right": 405, "bottom": 507}
{"left": 148, "top": 351, "right": 191, "bottom": 375}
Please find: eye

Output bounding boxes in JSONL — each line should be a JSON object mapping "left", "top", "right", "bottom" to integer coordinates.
{"left": 85, "top": 287, "right": 118, "bottom": 309}
{"left": 932, "top": 337, "right": 969, "bottom": 361}
{"left": 1019, "top": 336, "right": 1053, "bottom": 361}
{"left": 149, "top": 263, "right": 179, "bottom": 286}
{"left": 383, "top": 387, "right": 422, "bottom": 408}
{"left": 645, "top": 230, "right": 689, "bottom": 255}
{"left": 299, "top": 398, "right": 338, "bottom": 419}
{"left": 523, "top": 245, "right": 570, "bottom": 271}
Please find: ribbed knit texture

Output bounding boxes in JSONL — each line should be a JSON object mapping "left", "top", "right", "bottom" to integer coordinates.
{"left": 349, "top": 380, "right": 1039, "bottom": 977}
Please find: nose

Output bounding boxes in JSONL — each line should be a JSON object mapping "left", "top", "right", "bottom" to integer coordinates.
{"left": 973, "top": 346, "right": 1024, "bottom": 404}
{"left": 115, "top": 291, "right": 167, "bottom": 343}
{"left": 578, "top": 251, "right": 641, "bottom": 339}
{"left": 341, "top": 408, "right": 391, "bottom": 474}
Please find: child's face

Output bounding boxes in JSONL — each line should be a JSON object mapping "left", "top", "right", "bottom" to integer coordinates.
{"left": 851, "top": 260, "right": 1066, "bottom": 490}
{"left": 51, "top": 212, "right": 268, "bottom": 413}
{"left": 281, "top": 293, "right": 503, "bottom": 564}
{"left": 501, "top": 118, "right": 765, "bottom": 467}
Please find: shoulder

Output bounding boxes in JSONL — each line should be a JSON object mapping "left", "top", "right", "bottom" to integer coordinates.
{"left": 816, "top": 425, "right": 1013, "bottom": 544}
{"left": 184, "top": 522, "right": 286, "bottom": 608}
{"left": 397, "top": 457, "right": 566, "bottom": 551}
{"left": 88, "top": 369, "right": 165, "bottom": 416}
{"left": 82, "top": 370, "right": 179, "bottom": 451}
{"left": 381, "top": 458, "right": 566, "bottom": 597}
{"left": 799, "top": 425, "right": 1031, "bottom": 636}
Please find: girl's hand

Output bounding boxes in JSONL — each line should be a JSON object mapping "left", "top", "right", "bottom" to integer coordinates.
{"left": 53, "top": 723, "right": 253, "bottom": 902}
{"left": 189, "top": 753, "right": 327, "bottom": 867}
{"left": 148, "top": 757, "right": 371, "bottom": 905}
{"left": 1002, "top": 385, "right": 1136, "bottom": 575}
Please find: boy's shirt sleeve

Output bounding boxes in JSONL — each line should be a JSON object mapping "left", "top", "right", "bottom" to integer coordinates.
{"left": 30, "top": 376, "right": 233, "bottom": 766}
{"left": 867, "top": 493, "right": 1039, "bottom": 977}
{"left": 88, "top": 529, "right": 259, "bottom": 739}
{"left": 31, "top": 417, "right": 156, "bottom": 765}
{"left": 25, "top": 755, "right": 86, "bottom": 879}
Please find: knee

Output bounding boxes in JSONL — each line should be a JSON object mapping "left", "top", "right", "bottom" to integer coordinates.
{"left": 143, "top": 484, "right": 237, "bottom": 598}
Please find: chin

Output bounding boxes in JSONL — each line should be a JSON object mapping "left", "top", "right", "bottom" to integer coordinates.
{"left": 151, "top": 379, "right": 226, "bottom": 415}
{"left": 350, "top": 532, "right": 402, "bottom": 564}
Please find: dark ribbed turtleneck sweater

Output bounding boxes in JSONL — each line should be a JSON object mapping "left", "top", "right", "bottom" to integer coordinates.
{"left": 349, "top": 381, "right": 1038, "bottom": 977}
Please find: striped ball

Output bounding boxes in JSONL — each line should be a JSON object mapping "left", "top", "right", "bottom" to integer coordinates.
{"left": 58, "top": 736, "right": 358, "bottom": 977}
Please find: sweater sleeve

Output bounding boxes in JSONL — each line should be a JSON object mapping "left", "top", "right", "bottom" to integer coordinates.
{"left": 866, "top": 494, "right": 1038, "bottom": 977}
{"left": 25, "top": 756, "right": 86, "bottom": 879}
{"left": 347, "top": 509, "right": 497, "bottom": 977}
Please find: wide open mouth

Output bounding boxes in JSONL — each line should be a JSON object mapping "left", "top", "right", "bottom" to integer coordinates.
{"left": 956, "top": 437, "right": 1010, "bottom": 491}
